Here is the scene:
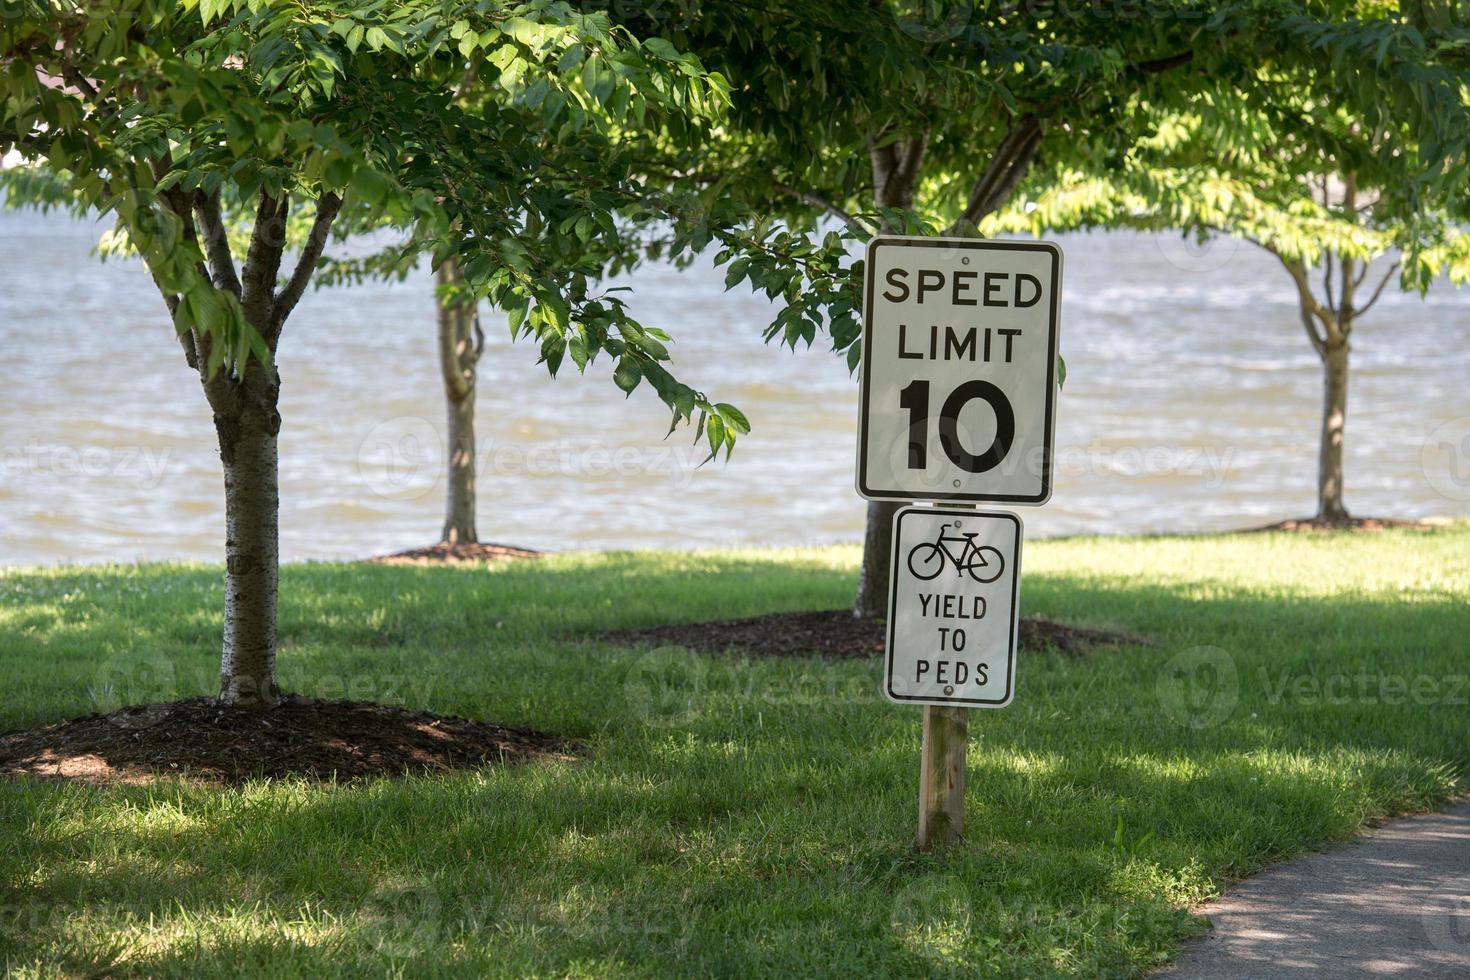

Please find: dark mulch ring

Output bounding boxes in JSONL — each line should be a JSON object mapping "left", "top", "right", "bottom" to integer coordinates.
{"left": 597, "top": 609, "right": 1150, "bottom": 660}
{"left": 0, "top": 695, "right": 575, "bottom": 787}
{"left": 1248, "top": 516, "right": 1437, "bottom": 532}
{"left": 367, "top": 541, "right": 542, "bottom": 565}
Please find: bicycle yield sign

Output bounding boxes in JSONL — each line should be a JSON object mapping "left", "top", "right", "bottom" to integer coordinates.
{"left": 857, "top": 236, "right": 1062, "bottom": 504}
{"left": 885, "top": 506, "right": 1021, "bottom": 707}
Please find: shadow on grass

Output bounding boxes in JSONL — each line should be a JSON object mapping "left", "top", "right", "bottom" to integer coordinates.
{"left": 0, "top": 546, "right": 1466, "bottom": 975}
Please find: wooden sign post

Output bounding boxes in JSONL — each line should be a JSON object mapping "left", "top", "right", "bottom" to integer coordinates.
{"left": 918, "top": 705, "right": 968, "bottom": 848}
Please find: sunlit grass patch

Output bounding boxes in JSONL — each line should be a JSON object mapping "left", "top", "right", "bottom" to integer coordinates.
{"left": 1, "top": 527, "right": 1467, "bottom": 975}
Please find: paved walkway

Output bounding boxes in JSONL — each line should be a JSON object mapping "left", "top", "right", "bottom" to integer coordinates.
{"left": 1166, "top": 800, "right": 1470, "bottom": 978}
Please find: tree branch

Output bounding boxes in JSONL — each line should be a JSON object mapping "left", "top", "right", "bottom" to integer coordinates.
{"left": 145, "top": 266, "right": 195, "bottom": 370}
{"left": 947, "top": 115, "right": 1042, "bottom": 235}
{"left": 896, "top": 131, "right": 928, "bottom": 197}
{"left": 1352, "top": 258, "right": 1369, "bottom": 289}
{"left": 1338, "top": 174, "right": 1357, "bottom": 315}
{"left": 1274, "top": 251, "right": 1333, "bottom": 356}
{"left": 148, "top": 157, "right": 217, "bottom": 379}
{"left": 871, "top": 130, "right": 930, "bottom": 209}
{"left": 272, "top": 191, "right": 342, "bottom": 331}
{"left": 1322, "top": 251, "right": 1335, "bottom": 313}
{"left": 61, "top": 67, "right": 98, "bottom": 99}
{"left": 868, "top": 134, "right": 900, "bottom": 196}
{"left": 869, "top": 129, "right": 929, "bottom": 225}
{"left": 194, "top": 190, "right": 241, "bottom": 299}
{"left": 239, "top": 190, "right": 288, "bottom": 339}
{"left": 773, "top": 182, "right": 864, "bottom": 231}
{"left": 1356, "top": 261, "right": 1400, "bottom": 318}
{"left": 1135, "top": 51, "right": 1193, "bottom": 74}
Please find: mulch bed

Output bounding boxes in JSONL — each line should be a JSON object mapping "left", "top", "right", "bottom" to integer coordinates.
{"left": 0, "top": 695, "right": 574, "bottom": 787}
{"left": 597, "top": 609, "right": 1148, "bottom": 660}
{"left": 367, "top": 541, "right": 542, "bottom": 565}
{"left": 1247, "top": 516, "right": 1435, "bottom": 532}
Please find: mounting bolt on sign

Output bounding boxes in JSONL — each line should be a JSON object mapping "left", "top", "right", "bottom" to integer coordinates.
{"left": 855, "top": 235, "right": 1063, "bottom": 850}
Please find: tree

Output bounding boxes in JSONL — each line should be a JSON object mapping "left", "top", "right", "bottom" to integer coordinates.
{"left": 292, "top": 217, "right": 494, "bottom": 549}
{"left": 991, "top": 79, "right": 1470, "bottom": 524}
{"left": 315, "top": 182, "right": 687, "bottom": 554}
{"left": 317, "top": 241, "right": 490, "bottom": 549}
{"left": 1, "top": 0, "right": 734, "bottom": 707}
{"left": 638, "top": 0, "right": 1468, "bottom": 612}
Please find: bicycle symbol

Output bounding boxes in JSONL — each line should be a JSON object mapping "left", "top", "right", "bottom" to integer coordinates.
{"left": 906, "top": 522, "right": 1004, "bottom": 583}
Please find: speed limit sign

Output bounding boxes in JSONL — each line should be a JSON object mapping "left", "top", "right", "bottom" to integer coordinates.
{"left": 856, "top": 236, "right": 1062, "bottom": 504}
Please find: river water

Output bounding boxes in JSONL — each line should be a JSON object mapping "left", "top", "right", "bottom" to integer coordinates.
{"left": 2, "top": 208, "right": 1468, "bottom": 565}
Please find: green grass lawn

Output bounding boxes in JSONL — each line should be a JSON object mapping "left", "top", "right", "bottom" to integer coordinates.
{"left": 2, "top": 527, "right": 1468, "bottom": 977}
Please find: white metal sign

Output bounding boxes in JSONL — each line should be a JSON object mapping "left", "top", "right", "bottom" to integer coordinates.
{"left": 884, "top": 506, "right": 1021, "bottom": 708}
{"left": 857, "top": 236, "right": 1062, "bottom": 504}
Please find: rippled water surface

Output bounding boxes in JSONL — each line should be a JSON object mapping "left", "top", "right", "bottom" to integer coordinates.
{"left": 2, "top": 209, "right": 1468, "bottom": 565}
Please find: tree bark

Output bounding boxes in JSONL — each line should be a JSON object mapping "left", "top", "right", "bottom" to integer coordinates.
{"left": 437, "top": 258, "right": 481, "bottom": 545}
{"left": 853, "top": 133, "right": 926, "bottom": 619}
{"left": 216, "top": 372, "right": 282, "bottom": 708}
{"left": 855, "top": 498, "right": 901, "bottom": 617}
{"left": 1317, "top": 341, "right": 1350, "bottom": 523}
{"left": 443, "top": 386, "right": 478, "bottom": 544}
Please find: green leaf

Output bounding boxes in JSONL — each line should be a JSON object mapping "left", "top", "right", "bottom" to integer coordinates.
{"left": 540, "top": 294, "right": 570, "bottom": 331}
{"left": 723, "top": 258, "right": 749, "bottom": 290}
{"left": 350, "top": 166, "right": 389, "bottom": 206}
{"left": 613, "top": 357, "right": 641, "bottom": 394}
{"left": 507, "top": 302, "right": 528, "bottom": 338}
{"left": 705, "top": 414, "right": 726, "bottom": 460}
{"left": 642, "top": 37, "right": 683, "bottom": 62}
{"left": 541, "top": 336, "right": 565, "bottom": 375}
{"left": 569, "top": 334, "right": 590, "bottom": 371}
{"left": 325, "top": 157, "right": 353, "bottom": 189}
{"left": 714, "top": 402, "right": 750, "bottom": 434}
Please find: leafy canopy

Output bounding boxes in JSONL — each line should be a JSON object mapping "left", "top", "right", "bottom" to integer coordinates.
{"left": 617, "top": 0, "right": 1470, "bottom": 373}
{"left": 986, "top": 31, "right": 1470, "bottom": 294}
{"left": 1, "top": 0, "right": 752, "bottom": 453}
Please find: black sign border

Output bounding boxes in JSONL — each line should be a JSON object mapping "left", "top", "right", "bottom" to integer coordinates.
{"left": 883, "top": 506, "right": 1021, "bottom": 708}
{"left": 856, "top": 236, "right": 1062, "bottom": 504}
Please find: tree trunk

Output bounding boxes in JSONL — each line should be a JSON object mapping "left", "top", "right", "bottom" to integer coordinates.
{"left": 216, "top": 374, "right": 282, "bottom": 708}
{"left": 443, "top": 384, "right": 477, "bottom": 544}
{"left": 1316, "top": 341, "right": 1350, "bottom": 523}
{"left": 853, "top": 134, "right": 925, "bottom": 619}
{"left": 437, "top": 259, "right": 481, "bottom": 545}
{"left": 855, "top": 499, "right": 901, "bottom": 618}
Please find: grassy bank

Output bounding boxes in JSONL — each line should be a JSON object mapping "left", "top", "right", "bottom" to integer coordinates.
{"left": 1, "top": 527, "right": 1467, "bottom": 977}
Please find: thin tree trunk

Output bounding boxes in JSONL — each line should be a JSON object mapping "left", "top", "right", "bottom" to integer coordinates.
{"left": 855, "top": 499, "right": 901, "bottom": 617}
{"left": 437, "top": 258, "right": 480, "bottom": 545}
{"left": 854, "top": 134, "right": 925, "bottom": 619}
{"left": 216, "top": 375, "right": 282, "bottom": 708}
{"left": 443, "top": 385, "right": 477, "bottom": 544}
{"left": 1317, "top": 342, "right": 1350, "bottom": 523}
